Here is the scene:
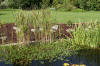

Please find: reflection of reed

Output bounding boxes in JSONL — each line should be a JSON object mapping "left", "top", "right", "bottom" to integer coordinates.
{"left": 64, "top": 63, "right": 86, "bottom": 66}
{"left": 77, "top": 48, "right": 100, "bottom": 66}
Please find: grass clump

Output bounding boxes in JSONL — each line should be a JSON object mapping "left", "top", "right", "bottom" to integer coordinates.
{"left": 71, "top": 22, "right": 100, "bottom": 48}
{"left": 15, "top": 9, "right": 53, "bottom": 44}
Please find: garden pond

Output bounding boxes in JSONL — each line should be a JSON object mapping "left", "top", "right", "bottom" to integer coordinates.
{"left": 0, "top": 48, "right": 100, "bottom": 66}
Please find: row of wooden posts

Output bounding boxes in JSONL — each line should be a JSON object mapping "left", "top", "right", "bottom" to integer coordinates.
{"left": 0, "top": 23, "right": 76, "bottom": 44}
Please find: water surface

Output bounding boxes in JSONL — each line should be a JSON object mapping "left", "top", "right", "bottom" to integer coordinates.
{"left": 0, "top": 48, "right": 100, "bottom": 66}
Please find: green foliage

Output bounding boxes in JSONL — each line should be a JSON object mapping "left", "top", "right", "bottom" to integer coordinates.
{"left": 52, "top": 0, "right": 76, "bottom": 11}
{"left": 42, "top": 0, "right": 50, "bottom": 8}
{"left": 0, "top": 0, "right": 8, "bottom": 9}
{"left": 71, "top": 22, "right": 100, "bottom": 48}
{"left": 71, "top": 8, "right": 85, "bottom": 12}
{"left": 0, "top": 0, "right": 100, "bottom": 11}
{"left": 8, "top": 0, "right": 51, "bottom": 9}
{"left": 73, "top": 0, "right": 100, "bottom": 11}
{"left": 66, "top": 20, "right": 73, "bottom": 26}
{"left": 0, "top": 0, "right": 4, "bottom": 4}
{"left": 0, "top": 39, "right": 78, "bottom": 65}
{"left": 15, "top": 10, "right": 53, "bottom": 43}
{"left": 7, "top": 0, "right": 16, "bottom": 8}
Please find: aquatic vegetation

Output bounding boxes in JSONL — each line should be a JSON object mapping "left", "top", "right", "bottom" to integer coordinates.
{"left": 71, "top": 64, "right": 86, "bottom": 66}
{"left": 0, "top": 39, "right": 78, "bottom": 65}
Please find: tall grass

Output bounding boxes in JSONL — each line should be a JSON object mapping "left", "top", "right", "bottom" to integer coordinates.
{"left": 15, "top": 9, "right": 54, "bottom": 44}
{"left": 70, "top": 22, "right": 100, "bottom": 48}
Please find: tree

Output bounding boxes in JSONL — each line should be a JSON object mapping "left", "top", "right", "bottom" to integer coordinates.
{"left": 72, "top": 0, "right": 100, "bottom": 11}
{"left": 0, "top": 0, "right": 4, "bottom": 3}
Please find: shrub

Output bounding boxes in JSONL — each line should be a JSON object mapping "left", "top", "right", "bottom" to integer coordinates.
{"left": 73, "top": 0, "right": 100, "bottom": 11}
{"left": 52, "top": 0, "right": 76, "bottom": 11}
{"left": 0, "top": 0, "right": 8, "bottom": 9}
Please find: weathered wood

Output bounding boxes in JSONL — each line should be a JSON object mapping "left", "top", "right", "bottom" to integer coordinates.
{"left": 0, "top": 23, "right": 76, "bottom": 44}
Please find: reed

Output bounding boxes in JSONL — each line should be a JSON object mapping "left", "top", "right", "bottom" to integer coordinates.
{"left": 15, "top": 9, "right": 54, "bottom": 44}
{"left": 70, "top": 22, "right": 100, "bottom": 48}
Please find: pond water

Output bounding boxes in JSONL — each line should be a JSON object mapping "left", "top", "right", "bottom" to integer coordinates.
{"left": 0, "top": 48, "right": 100, "bottom": 66}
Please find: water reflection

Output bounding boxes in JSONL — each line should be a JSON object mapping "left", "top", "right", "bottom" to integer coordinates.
{"left": 0, "top": 48, "right": 100, "bottom": 66}
{"left": 0, "top": 61, "right": 13, "bottom": 66}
